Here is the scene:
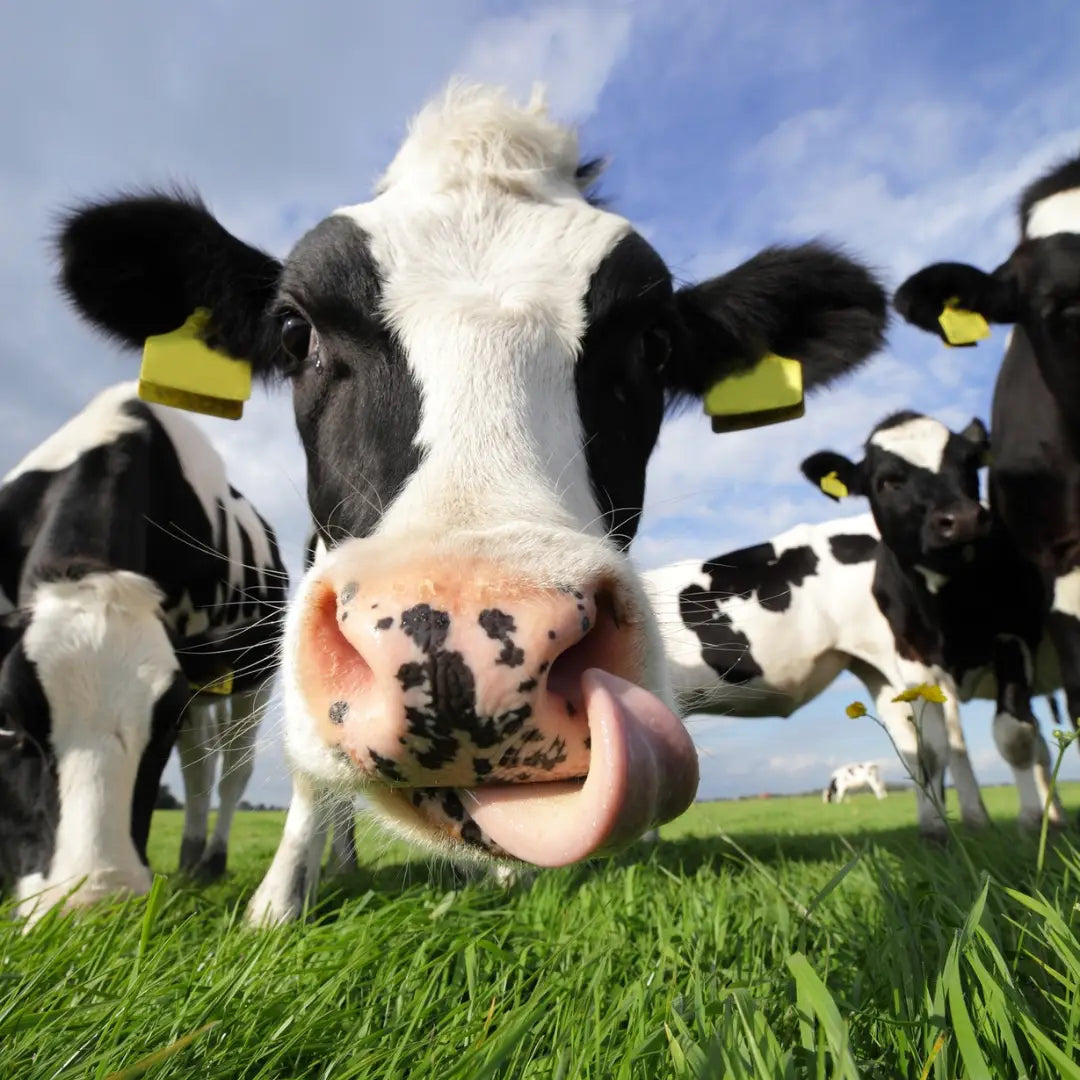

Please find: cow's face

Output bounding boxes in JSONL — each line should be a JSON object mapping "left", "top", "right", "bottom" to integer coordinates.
{"left": 894, "top": 153, "right": 1080, "bottom": 424}
{"left": 0, "top": 568, "right": 184, "bottom": 923}
{"left": 56, "top": 83, "right": 888, "bottom": 867}
{"left": 802, "top": 412, "right": 990, "bottom": 576}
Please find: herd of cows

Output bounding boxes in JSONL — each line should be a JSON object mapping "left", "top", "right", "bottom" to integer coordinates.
{"left": 1, "top": 82, "right": 1079, "bottom": 929}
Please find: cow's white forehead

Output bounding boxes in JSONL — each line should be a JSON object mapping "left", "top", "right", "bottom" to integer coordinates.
{"left": 320, "top": 84, "right": 637, "bottom": 540}
{"left": 1025, "top": 186, "right": 1080, "bottom": 239}
{"left": 869, "top": 417, "right": 950, "bottom": 473}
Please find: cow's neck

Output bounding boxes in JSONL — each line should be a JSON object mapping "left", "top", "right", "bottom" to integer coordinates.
{"left": 871, "top": 547, "right": 944, "bottom": 667}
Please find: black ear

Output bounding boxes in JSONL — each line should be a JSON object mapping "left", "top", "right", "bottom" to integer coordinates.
{"left": 959, "top": 417, "right": 991, "bottom": 457}
{"left": 800, "top": 451, "right": 865, "bottom": 502}
{"left": 894, "top": 261, "right": 1019, "bottom": 341}
{"left": 55, "top": 190, "right": 284, "bottom": 377}
{"left": 667, "top": 243, "right": 888, "bottom": 400}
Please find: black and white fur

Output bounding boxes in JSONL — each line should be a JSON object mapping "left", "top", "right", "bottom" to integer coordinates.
{"left": 802, "top": 411, "right": 1066, "bottom": 828}
{"left": 0, "top": 383, "right": 288, "bottom": 921}
{"left": 895, "top": 152, "right": 1080, "bottom": 776}
{"left": 643, "top": 513, "right": 989, "bottom": 837}
{"left": 54, "top": 82, "right": 890, "bottom": 925}
{"left": 823, "top": 762, "right": 886, "bottom": 803}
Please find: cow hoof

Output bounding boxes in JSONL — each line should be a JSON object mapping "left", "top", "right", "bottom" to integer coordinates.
{"left": 194, "top": 850, "right": 227, "bottom": 881}
{"left": 918, "top": 825, "right": 949, "bottom": 847}
{"left": 178, "top": 837, "right": 206, "bottom": 872}
{"left": 246, "top": 887, "right": 303, "bottom": 928}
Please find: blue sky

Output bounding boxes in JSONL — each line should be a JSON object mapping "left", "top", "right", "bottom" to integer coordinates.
{"left": 3, "top": 0, "right": 1080, "bottom": 807}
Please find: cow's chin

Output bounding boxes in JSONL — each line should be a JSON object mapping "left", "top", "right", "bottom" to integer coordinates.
{"left": 343, "top": 667, "right": 701, "bottom": 869}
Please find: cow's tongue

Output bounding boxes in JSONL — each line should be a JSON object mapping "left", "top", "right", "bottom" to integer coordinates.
{"left": 463, "top": 668, "right": 699, "bottom": 866}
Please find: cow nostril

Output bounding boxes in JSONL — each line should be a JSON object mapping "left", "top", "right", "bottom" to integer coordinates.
{"left": 937, "top": 514, "right": 956, "bottom": 534}
{"left": 544, "top": 593, "right": 632, "bottom": 721}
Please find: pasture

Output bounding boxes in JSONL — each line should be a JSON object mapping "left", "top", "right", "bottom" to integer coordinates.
{"left": 3, "top": 782, "right": 1080, "bottom": 1079}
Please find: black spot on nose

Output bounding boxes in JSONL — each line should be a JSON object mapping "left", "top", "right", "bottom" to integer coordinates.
{"left": 329, "top": 700, "right": 350, "bottom": 725}
{"left": 479, "top": 609, "right": 516, "bottom": 638}
{"left": 375, "top": 616, "right": 393, "bottom": 630}
{"left": 401, "top": 604, "right": 451, "bottom": 653}
{"left": 517, "top": 678, "right": 537, "bottom": 693}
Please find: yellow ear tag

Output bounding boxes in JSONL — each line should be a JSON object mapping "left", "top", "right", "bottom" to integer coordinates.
{"left": 189, "top": 669, "right": 234, "bottom": 696}
{"left": 820, "top": 471, "right": 849, "bottom": 499}
{"left": 938, "top": 297, "right": 990, "bottom": 347}
{"left": 703, "top": 353, "right": 805, "bottom": 434}
{"left": 139, "top": 308, "right": 252, "bottom": 420}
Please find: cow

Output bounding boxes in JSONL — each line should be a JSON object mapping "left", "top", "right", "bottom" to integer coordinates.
{"left": 801, "top": 410, "right": 1066, "bottom": 828}
{"left": 823, "top": 762, "right": 887, "bottom": 803}
{"left": 894, "top": 152, "right": 1080, "bottom": 756}
{"left": 53, "top": 81, "right": 890, "bottom": 925}
{"left": 642, "top": 512, "right": 990, "bottom": 838}
{"left": 0, "top": 382, "right": 288, "bottom": 922}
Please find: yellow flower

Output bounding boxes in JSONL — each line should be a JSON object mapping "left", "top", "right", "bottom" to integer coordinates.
{"left": 845, "top": 701, "right": 867, "bottom": 719}
{"left": 892, "top": 683, "right": 948, "bottom": 704}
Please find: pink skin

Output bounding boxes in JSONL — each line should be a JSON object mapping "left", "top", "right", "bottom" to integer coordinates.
{"left": 295, "top": 557, "right": 699, "bottom": 863}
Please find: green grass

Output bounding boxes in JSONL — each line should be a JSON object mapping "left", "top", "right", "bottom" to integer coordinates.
{"left": 3, "top": 783, "right": 1080, "bottom": 1079}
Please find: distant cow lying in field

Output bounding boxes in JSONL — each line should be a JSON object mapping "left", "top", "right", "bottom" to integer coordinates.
{"left": 643, "top": 513, "right": 989, "bottom": 838}
{"left": 823, "top": 762, "right": 887, "bottom": 803}
{"left": 0, "top": 383, "right": 287, "bottom": 922}
{"left": 56, "top": 81, "right": 889, "bottom": 925}
{"left": 802, "top": 410, "right": 1066, "bottom": 828}
{"left": 894, "top": 151, "right": 1080, "bottom": 760}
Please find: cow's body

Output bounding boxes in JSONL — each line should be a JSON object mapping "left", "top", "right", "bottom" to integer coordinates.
{"left": 823, "top": 762, "right": 886, "bottom": 803}
{"left": 643, "top": 513, "right": 989, "bottom": 835}
{"left": 895, "top": 155, "right": 1080, "bottom": 793}
{"left": 802, "top": 412, "right": 1066, "bottom": 828}
{"left": 56, "top": 82, "right": 890, "bottom": 925}
{"left": 0, "top": 383, "right": 287, "bottom": 919}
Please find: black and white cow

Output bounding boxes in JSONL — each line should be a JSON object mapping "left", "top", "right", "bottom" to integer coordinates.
{"left": 802, "top": 411, "right": 1066, "bottom": 828}
{"left": 895, "top": 152, "right": 1080, "bottom": 755}
{"left": 54, "top": 82, "right": 889, "bottom": 925}
{"left": 823, "top": 762, "right": 887, "bottom": 803}
{"left": 0, "top": 383, "right": 288, "bottom": 921}
{"left": 643, "top": 513, "right": 990, "bottom": 837}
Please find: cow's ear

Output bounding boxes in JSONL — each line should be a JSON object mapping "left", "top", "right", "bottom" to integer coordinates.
{"left": 800, "top": 451, "right": 864, "bottom": 501}
{"left": 959, "top": 417, "right": 991, "bottom": 462}
{"left": 894, "top": 261, "right": 1019, "bottom": 345}
{"left": 666, "top": 243, "right": 888, "bottom": 413}
{"left": 56, "top": 191, "right": 284, "bottom": 378}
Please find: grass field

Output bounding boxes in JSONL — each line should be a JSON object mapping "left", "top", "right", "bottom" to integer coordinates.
{"left": 3, "top": 782, "right": 1080, "bottom": 1079}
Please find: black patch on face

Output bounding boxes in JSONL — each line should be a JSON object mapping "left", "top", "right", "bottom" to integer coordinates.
{"left": 829, "top": 533, "right": 878, "bottom": 564}
{"left": 523, "top": 737, "right": 568, "bottom": 772}
{"left": 517, "top": 678, "right": 537, "bottom": 693}
{"left": 376, "top": 616, "right": 393, "bottom": 631}
{"left": 397, "top": 663, "right": 427, "bottom": 691}
{"left": 576, "top": 231, "right": 676, "bottom": 548}
{"left": 329, "top": 700, "right": 350, "bottom": 725}
{"left": 281, "top": 216, "right": 423, "bottom": 544}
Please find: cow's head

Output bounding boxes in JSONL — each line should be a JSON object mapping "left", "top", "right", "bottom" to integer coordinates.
{"left": 894, "top": 152, "right": 1080, "bottom": 422}
{"left": 56, "top": 83, "right": 888, "bottom": 867}
{"left": 0, "top": 563, "right": 185, "bottom": 924}
{"left": 802, "top": 411, "right": 990, "bottom": 579}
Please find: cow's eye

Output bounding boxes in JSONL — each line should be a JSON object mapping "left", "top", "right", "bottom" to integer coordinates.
{"left": 877, "top": 474, "right": 905, "bottom": 494}
{"left": 642, "top": 326, "right": 671, "bottom": 372}
{"left": 281, "top": 316, "right": 317, "bottom": 366}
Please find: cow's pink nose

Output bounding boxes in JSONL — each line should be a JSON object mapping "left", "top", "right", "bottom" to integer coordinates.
{"left": 295, "top": 560, "right": 636, "bottom": 788}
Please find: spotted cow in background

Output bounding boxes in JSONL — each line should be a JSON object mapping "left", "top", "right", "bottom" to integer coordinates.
{"left": 823, "top": 762, "right": 887, "bottom": 803}
{"left": 643, "top": 513, "right": 989, "bottom": 838}
{"left": 802, "top": 410, "right": 1066, "bottom": 828}
{"left": 0, "top": 383, "right": 288, "bottom": 922}
{"left": 56, "top": 81, "right": 889, "bottom": 925}
{"left": 895, "top": 151, "right": 1080, "bottom": 763}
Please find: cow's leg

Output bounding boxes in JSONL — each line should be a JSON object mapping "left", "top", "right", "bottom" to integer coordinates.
{"left": 247, "top": 776, "right": 330, "bottom": 926}
{"left": 869, "top": 768, "right": 888, "bottom": 800}
{"left": 868, "top": 679, "right": 949, "bottom": 838}
{"left": 992, "top": 635, "right": 1065, "bottom": 829}
{"left": 178, "top": 698, "right": 217, "bottom": 871}
{"left": 941, "top": 688, "right": 989, "bottom": 828}
{"left": 198, "top": 687, "right": 265, "bottom": 879}
{"left": 325, "top": 793, "right": 360, "bottom": 877}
